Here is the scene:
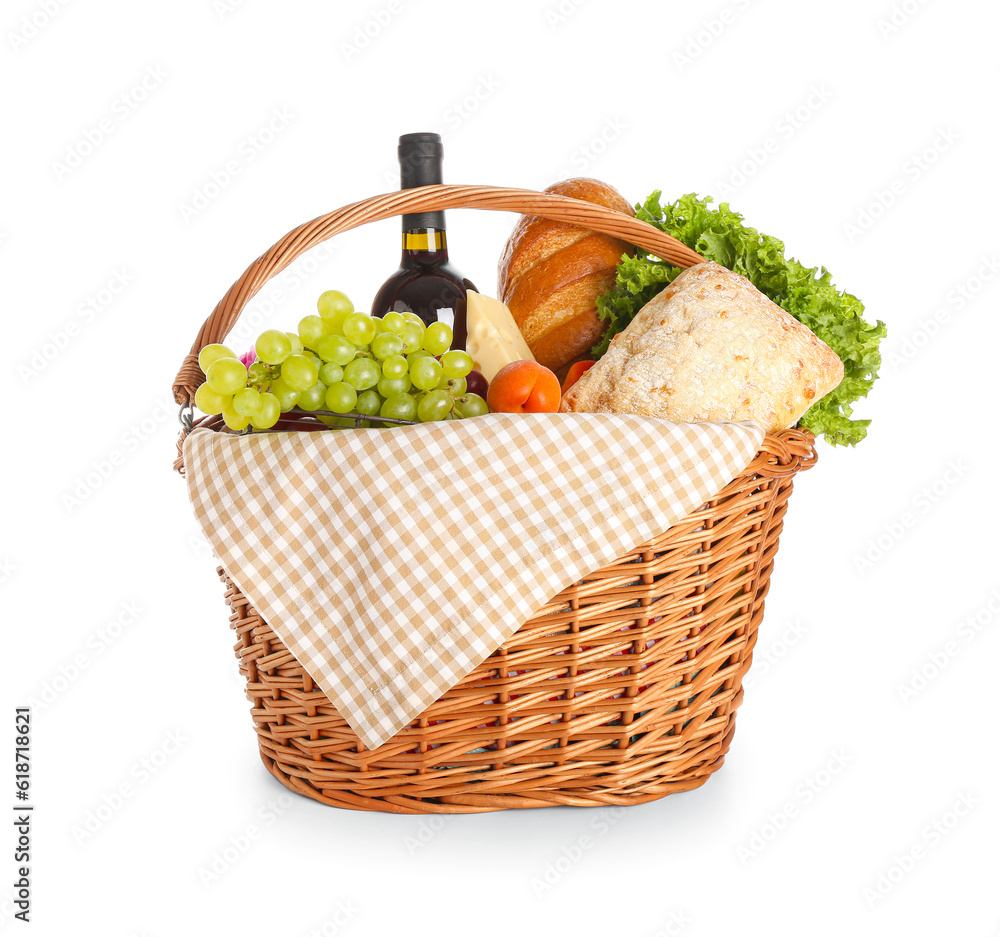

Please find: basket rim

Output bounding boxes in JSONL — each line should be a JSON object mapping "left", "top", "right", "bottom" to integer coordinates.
{"left": 174, "top": 415, "right": 815, "bottom": 479}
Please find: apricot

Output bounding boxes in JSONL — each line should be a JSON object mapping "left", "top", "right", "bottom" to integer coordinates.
{"left": 487, "top": 360, "right": 561, "bottom": 414}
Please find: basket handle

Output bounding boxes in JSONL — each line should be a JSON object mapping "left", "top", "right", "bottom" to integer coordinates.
{"left": 172, "top": 184, "right": 705, "bottom": 404}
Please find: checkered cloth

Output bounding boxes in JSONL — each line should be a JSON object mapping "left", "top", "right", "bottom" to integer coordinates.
{"left": 184, "top": 413, "right": 764, "bottom": 749}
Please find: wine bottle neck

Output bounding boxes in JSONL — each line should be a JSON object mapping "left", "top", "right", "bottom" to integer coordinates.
{"left": 401, "top": 228, "right": 449, "bottom": 265}
{"left": 398, "top": 132, "right": 446, "bottom": 234}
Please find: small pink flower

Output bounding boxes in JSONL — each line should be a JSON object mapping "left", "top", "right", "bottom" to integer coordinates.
{"left": 239, "top": 348, "right": 257, "bottom": 368}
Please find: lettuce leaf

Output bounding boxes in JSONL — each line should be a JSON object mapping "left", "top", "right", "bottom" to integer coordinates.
{"left": 594, "top": 192, "right": 886, "bottom": 446}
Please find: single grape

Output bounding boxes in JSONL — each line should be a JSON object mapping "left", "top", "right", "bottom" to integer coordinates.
{"left": 466, "top": 370, "right": 489, "bottom": 398}
{"left": 377, "top": 375, "right": 411, "bottom": 398}
{"left": 380, "top": 394, "right": 417, "bottom": 421}
{"left": 410, "top": 356, "right": 443, "bottom": 391}
{"left": 380, "top": 312, "right": 405, "bottom": 334}
{"left": 343, "top": 358, "right": 380, "bottom": 391}
{"left": 285, "top": 332, "right": 304, "bottom": 355}
{"left": 251, "top": 393, "right": 281, "bottom": 429}
{"left": 319, "top": 314, "right": 344, "bottom": 339}
{"left": 298, "top": 315, "right": 326, "bottom": 349}
{"left": 269, "top": 378, "right": 300, "bottom": 412}
{"left": 440, "top": 349, "right": 474, "bottom": 379}
{"left": 400, "top": 322, "right": 424, "bottom": 354}
{"left": 194, "top": 383, "right": 229, "bottom": 415}
{"left": 406, "top": 350, "right": 431, "bottom": 367}
{"left": 256, "top": 329, "right": 292, "bottom": 365}
{"left": 222, "top": 403, "right": 251, "bottom": 431}
{"left": 206, "top": 357, "right": 248, "bottom": 395}
{"left": 297, "top": 381, "right": 327, "bottom": 411}
{"left": 436, "top": 376, "right": 467, "bottom": 396}
{"left": 281, "top": 354, "right": 319, "bottom": 391}
{"left": 324, "top": 382, "right": 358, "bottom": 414}
{"left": 371, "top": 332, "right": 403, "bottom": 360}
{"left": 320, "top": 415, "right": 357, "bottom": 428}
{"left": 355, "top": 390, "right": 382, "bottom": 416}
{"left": 417, "top": 389, "right": 453, "bottom": 423}
{"left": 317, "top": 290, "right": 354, "bottom": 320}
{"left": 422, "top": 321, "right": 453, "bottom": 355}
{"left": 198, "top": 344, "right": 237, "bottom": 373}
{"left": 381, "top": 355, "right": 408, "bottom": 380}
{"left": 455, "top": 393, "right": 489, "bottom": 418}
{"left": 247, "top": 361, "right": 270, "bottom": 386}
{"left": 315, "top": 335, "right": 356, "bottom": 366}
{"left": 342, "top": 312, "right": 377, "bottom": 346}
{"left": 233, "top": 387, "right": 263, "bottom": 416}
{"left": 401, "top": 312, "right": 424, "bottom": 326}
{"left": 319, "top": 362, "right": 344, "bottom": 385}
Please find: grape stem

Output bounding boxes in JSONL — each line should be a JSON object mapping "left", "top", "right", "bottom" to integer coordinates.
{"left": 283, "top": 409, "right": 418, "bottom": 426}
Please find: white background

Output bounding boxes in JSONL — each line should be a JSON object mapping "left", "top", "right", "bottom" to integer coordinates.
{"left": 4, "top": 0, "right": 999, "bottom": 934}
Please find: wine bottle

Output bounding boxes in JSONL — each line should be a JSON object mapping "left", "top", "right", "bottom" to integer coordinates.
{"left": 370, "top": 132, "right": 477, "bottom": 349}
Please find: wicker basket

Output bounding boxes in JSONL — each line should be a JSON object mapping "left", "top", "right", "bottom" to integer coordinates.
{"left": 173, "top": 185, "right": 818, "bottom": 813}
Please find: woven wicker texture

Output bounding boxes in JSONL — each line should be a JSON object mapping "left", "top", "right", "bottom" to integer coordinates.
{"left": 175, "top": 184, "right": 818, "bottom": 811}
{"left": 220, "top": 429, "right": 815, "bottom": 813}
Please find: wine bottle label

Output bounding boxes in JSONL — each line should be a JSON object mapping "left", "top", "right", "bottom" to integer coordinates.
{"left": 403, "top": 230, "right": 446, "bottom": 251}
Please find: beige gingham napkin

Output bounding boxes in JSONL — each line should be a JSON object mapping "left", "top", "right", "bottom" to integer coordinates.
{"left": 184, "top": 413, "right": 764, "bottom": 749}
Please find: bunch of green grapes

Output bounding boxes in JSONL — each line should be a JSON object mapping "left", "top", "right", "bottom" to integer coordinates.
{"left": 193, "top": 290, "right": 489, "bottom": 431}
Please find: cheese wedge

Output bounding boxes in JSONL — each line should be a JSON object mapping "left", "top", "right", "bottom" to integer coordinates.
{"left": 465, "top": 290, "right": 534, "bottom": 381}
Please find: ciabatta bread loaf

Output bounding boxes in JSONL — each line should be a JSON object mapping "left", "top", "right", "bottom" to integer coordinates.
{"left": 559, "top": 262, "right": 844, "bottom": 432}
{"left": 498, "top": 178, "right": 634, "bottom": 376}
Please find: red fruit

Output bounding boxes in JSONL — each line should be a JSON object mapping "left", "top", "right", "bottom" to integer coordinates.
{"left": 561, "top": 360, "right": 595, "bottom": 395}
{"left": 466, "top": 369, "right": 488, "bottom": 398}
